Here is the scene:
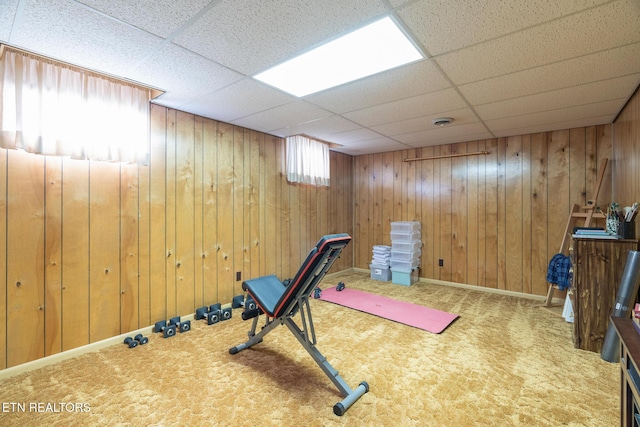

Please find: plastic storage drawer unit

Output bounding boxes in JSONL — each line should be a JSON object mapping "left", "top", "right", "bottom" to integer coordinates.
{"left": 390, "top": 249, "right": 421, "bottom": 261}
{"left": 390, "top": 231, "right": 421, "bottom": 242}
{"left": 390, "top": 259, "right": 420, "bottom": 270}
{"left": 391, "top": 240, "right": 422, "bottom": 252}
{"left": 390, "top": 221, "right": 421, "bottom": 233}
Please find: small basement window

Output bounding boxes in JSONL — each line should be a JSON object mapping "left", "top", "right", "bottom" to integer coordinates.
{"left": 286, "top": 135, "right": 330, "bottom": 186}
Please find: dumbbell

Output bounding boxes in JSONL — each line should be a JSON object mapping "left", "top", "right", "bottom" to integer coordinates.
{"left": 232, "top": 294, "right": 257, "bottom": 311}
{"left": 211, "top": 303, "right": 232, "bottom": 321}
{"left": 123, "top": 336, "right": 138, "bottom": 348}
{"left": 168, "top": 316, "right": 191, "bottom": 333}
{"left": 233, "top": 294, "right": 261, "bottom": 320}
{"left": 154, "top": 320, "right": 177, "bottom": 338}
{"left": 336, "top": 281, "right": 346, "bottom": 291}
{"left": 195, "top": 305, "right": 221, "bottom": 325}
{"left": 134, "top": 334, "right": 149, "bottom": 345}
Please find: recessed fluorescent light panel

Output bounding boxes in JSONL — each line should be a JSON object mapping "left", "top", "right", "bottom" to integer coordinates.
{"left": 253, "top": 17, "right": 423, "bottom": 97}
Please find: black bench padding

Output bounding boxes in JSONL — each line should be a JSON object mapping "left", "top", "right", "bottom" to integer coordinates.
{"left": 242, "top": 234, "right": 350, "bottom": 318}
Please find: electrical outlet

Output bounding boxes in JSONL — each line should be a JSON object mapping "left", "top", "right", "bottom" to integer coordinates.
{"left": 236, "top": 271, "right": 241, "bottom": 281}
{"left": 438, "top": 259, "right": 444, "bottom": 267}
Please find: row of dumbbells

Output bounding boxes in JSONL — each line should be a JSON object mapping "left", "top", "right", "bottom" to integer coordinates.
{"left": 124, "top": 295, "right": 257, "bottom": 348}
{"left": 196, "top": 295, "right": 257, "bottom": 325}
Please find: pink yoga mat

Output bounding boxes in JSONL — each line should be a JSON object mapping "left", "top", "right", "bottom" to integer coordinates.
{"left": 318, "top": 286, "right": 458, "bottom": 334}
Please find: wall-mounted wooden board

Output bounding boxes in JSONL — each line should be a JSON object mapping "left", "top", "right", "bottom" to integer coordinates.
{"left": 120, "top": 163, "right": 139, "bottom": 333}
{"left": 88, "top": 161, "right": 121, "bottom": 343}
{"left": 149, "top": 104, "right": 167, "bottom": 324}
{"left": 6, "top": 151, "right": 45, "bottom": 367}
{"left": 45, "top": 156, "right": 62, "bottom": 356}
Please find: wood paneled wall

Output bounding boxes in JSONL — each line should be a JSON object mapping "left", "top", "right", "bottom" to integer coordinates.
{"left": 4, "top": 85, "right": 639, "bottom": 371}
{"left": 353, "top": 126, "right": 612, "bottom": 295}
{"left": 613, "top": 86, "right": 640, "bottom": 207}
{"left": 0, "top": 104, "right": 353, "bottom": 369}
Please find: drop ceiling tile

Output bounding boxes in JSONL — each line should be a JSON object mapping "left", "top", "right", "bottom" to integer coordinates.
{"left": 128, "top": 43, "right": 244, "bottom": 107}
{"left": 343, "top": 88, "right": 467, "bottom": 127}
{"left": 460, "top": 43, "right": 640, "bottom": 105}
{"left": 0, "top": 0, "right": 19, "bottom": 41}
{"left": 10, "top": 0, "right": 161, "bottom": 77}
{"left": 436, "top": 0, "right": 640, "bottom": 84}
{"left": 394, "top": 122, "right": 491, "bottom": 146}
{"left": 492, "top": 116, "right": 614, "bottom": 138}
{"left": 404, "top": 131, "right": 497, "bottom": 148}
{"left": 371, "top": 108, "right": 477, "bottom": 136}
{"left": 173, "top": 0, "right": 386, "bottom": 75}
{"left": 475, "top": 74, "right": 640, "bottom": 121}
{"left": 330, "top": 137, "right": 409, "bottom": 155}
{"left": 77, "top": 0, "right": 212, "bottom": 38}
{"left": 272, "top": 115, "right": 361, "bottom": 139}
{"left": 399, "top": 0, "right": 609, "bottom": 55}
{"left": 323, "top": 127, "right": 385, "bottom": 145}
{"left": 230, "top": 100, "right": 333, "bottom": 135}
{"left": 306, "top": 59, "right": 449, "bottom": 113}
{"left": 179, "top": 78, "right": 295, "bottom": 124}
{"left": 485, "top": 99, "right": 625, "bottom": 133}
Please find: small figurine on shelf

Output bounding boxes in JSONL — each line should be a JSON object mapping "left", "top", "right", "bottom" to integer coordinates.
{"left": 606, "top": 202, "right": 621, "bottom": 235}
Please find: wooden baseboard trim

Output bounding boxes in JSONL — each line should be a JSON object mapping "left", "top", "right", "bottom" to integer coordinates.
{"left": 0, "top": 313, "right": 196, "bottom": 380}
{"left": 351, "top": 267, "right": 564, "bottom": 304}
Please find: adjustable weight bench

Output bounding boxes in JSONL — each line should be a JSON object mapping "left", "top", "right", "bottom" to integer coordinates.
{"left": 229, "top": 233, "right": 369, "bottom": 416}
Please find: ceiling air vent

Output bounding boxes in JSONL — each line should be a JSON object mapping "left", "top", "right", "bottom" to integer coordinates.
{"left": 432, "top": 117, "right": 454, "bottom": 126}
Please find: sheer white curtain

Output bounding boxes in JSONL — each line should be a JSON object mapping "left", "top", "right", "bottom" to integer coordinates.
{"left": 0, "top": 48, "right": 150, "bottom": 163}
{"left": 286, "top": 135, "right": 330, "bottom": 186}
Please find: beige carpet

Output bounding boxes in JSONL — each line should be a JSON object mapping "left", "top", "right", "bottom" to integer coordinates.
{"left": 0, "top": 272, "right": 618, "bottom": 426}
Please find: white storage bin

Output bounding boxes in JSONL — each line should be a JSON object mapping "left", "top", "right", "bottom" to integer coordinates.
{"left": 390, "top": 221, "right": 421, "bottom": 233}
{"left": 372, "top": 245, "right": 392, "bottom": 253}
{"left": 390, "top": 258, "right": 420, "bottom": 270}
{"left": 391, "top": 249, "right": 421, "bottom": 261}
{"left": 391, "top": 240, "right": 422, "bottom": 252}
{"left": 390, "top": 231, "right": 421, "bottom": 242}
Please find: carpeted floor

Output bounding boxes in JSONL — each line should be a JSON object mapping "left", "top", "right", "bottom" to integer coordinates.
{"left": 0, "top": 272, "right": 619, "bottom": 426}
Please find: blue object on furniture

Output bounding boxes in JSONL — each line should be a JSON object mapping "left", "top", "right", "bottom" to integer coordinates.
{"left": 229, "top": 233, "right": 369, "bottom": 416}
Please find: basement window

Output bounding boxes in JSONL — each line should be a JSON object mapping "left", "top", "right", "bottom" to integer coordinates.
{"left": 286, "top": 135, "right": 330, "bottom": 186}
{"left": 0, "top": 45, "right": 154, "bottom": 163}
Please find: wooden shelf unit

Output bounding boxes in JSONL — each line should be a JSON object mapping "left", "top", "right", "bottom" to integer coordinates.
{"left": 572, "top": 238, "right": 639, "bottom": 353}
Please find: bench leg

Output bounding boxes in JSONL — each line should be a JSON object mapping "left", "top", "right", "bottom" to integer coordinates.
{"left": 228, "top": 316, "right": 273, "bottom": 354}
{"left": 284, "top": 318, "right": 368, "bottom": 415}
